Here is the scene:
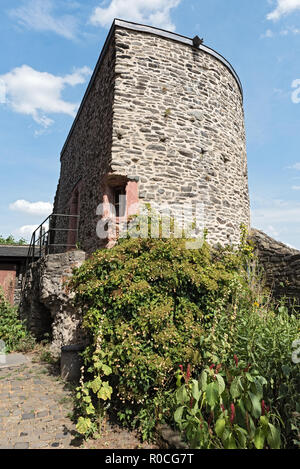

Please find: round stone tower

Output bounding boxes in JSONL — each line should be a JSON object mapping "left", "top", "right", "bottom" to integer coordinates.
{"left": 55, "top": 20, "right": 250, "bottom": 253}
{"left": 110, "top": 20, "right": 250, "bottom": 246}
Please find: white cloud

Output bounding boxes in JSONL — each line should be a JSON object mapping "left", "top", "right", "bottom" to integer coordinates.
{"left": 9, "top": 0, "right": 78, "bottom": 40}
{"left": 18, "top": 225, "right": 39, "bottom": 237}
{"left": 0, "top": 65, "right": 91, "bottom": 127}
{"left": 251, "top": 198, "right": 300, "bottom": 247}
{"left": 0, "top": 79, "right": 6, "bottom": 104}
{"left": 261, "top": 29, "right": 274, "bottom": 38}
{"left": 267, "top": 0, "right": 300, "bottom": 21}
{"left": 90, "top": 0, "right": 181, "bottom": 31}
{"left": 292, "top": 185, "right": 300, "bottom": 190}
{"left": 289, "top": 162, "right": 300, "bottom": 170}
{"left": 9, "top": 200, "right": 53, "bottom": 216}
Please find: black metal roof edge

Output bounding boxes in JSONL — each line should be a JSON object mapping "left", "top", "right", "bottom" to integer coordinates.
{"left": 60, "top": 18, "right": 243, "bottom": 158}
{"left": 0, "top": 245, "right": 30, "bottom": 258}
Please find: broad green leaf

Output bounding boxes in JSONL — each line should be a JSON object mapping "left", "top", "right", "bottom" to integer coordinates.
{"left": 235, "top": 426, "right": 247, "bottom": 448}
{"left": 249, "top": 392, "right": 261, "bottom": 419}
{"left": 215, "top": 418, "right": 226, "bottom": 437}
{"left": 215, "top": 374, "right": 225, "bottom": 395}
{"left": 191, "top": 380, "right": 201, "bottom": 401}
{"left": 225, "top": 434, "right": 237, "bottom": 449}
{"left": 267, "top": 424, "right": 281, "bottom": 449}
{"left": 245, "top": 372, "right": 254, "bottom": 383}
{"left": 174, "top": 406, "right": 185, "bottom": 423}
{"left": 254, "top": 427, "right": 265, "bottom": 449}
{"left": 199, "top": 371, "right": 207, "bottom": 392}
{"left": 176, "top": 385, "right": 189, "bottom": 405}
{"left": 230, "top": 377, "right": 243, "bottom": 399}
{"left": 259, "top": 416, "right": 269, "bottom": 429}
{"left": 206, "top": 382, "right": 219, "bottom": 409}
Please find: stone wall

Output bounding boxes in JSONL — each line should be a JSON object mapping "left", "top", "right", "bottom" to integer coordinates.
{"left": 53, "top": 21, "right": 250, "bottom": 255}
{"left": 112, "top": 26, "right": 250, "bottom": 247}
{"left": 251, "top": 229, "right": 300, "bottom": 304}
{"left": 52, "top": 35, "right": 116, "bottom": 254}
{"left": 20, "top": 250, "right": 86, "bottom": 357}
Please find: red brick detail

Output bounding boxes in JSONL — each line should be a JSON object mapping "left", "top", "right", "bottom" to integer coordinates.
{"left": 0, "top": 264, "right": 16, "bottom": 305}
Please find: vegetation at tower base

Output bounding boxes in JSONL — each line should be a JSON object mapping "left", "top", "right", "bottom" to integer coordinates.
{"left": 0, "top": 288, "right": 34, "bottom": 353}
{"left": 70, "top": 227, "right": 299, "bottom": 448}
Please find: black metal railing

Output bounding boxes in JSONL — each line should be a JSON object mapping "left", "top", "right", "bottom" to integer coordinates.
{"left": 25, "top": 213, "right": 80, "bottom": 270}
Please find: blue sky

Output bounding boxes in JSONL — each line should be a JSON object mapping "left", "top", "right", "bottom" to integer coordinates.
{"left": 0, "top": 0, "right": 300, "bottom": 248}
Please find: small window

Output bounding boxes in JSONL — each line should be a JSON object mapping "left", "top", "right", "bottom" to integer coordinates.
{"left": 113, "top": 186, "right": 126, "bottom": 218}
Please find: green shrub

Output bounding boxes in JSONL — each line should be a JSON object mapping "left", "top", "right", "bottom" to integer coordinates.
{"left": 0, "top": 288, "right": 34, "bottom": 353}
{"left": 202, "top": 299, "right": 299, "bottom": 448}
{"left": 70, "top": 236, "right": 256, "bottom": 438}
{"left": 70, "top": 231, "right": 299, "bottom": 447}
{"left": 173, "top": 360, "right": 281, "bottom": 449}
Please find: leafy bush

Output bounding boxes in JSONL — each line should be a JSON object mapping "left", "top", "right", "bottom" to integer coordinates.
{"left": 202, "top": 297, "right": 299, "bottom": 448}
{"left": 0, "top": 288, "right": 34, "bottom": 352}
{"left": 70, "top": 235, "right": 255, "bottom": 437}
{"left": 173, "top": 360, "right": 281, "bottom": 449}
{"left": 70, "top": 229, "right": 299, "bottom": 447}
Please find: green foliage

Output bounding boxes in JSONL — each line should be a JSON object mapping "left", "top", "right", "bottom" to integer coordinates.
{"left": 74, "top": 349, "right": 112, "bottom": 438}
{"left": 203, "top": 298, "right": 299, "bottom": 447}
{"left": 0, "top": 288, "right": 34, "bottom": 352}
{"left": 0, "top": 235, "right": 27, "bottom": 245}
{"left": 173, "top": 361, "right": 282, "bottom": 449}
{"left": 70, "top": 235, "right": 256, "bottom": 438}
{"left": 70, "top": 226, "right": 299, "bottom": 447}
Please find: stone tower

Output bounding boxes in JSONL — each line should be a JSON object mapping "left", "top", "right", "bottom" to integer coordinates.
{"left": 53, "top": 19, "right": 250, "bottom": 254}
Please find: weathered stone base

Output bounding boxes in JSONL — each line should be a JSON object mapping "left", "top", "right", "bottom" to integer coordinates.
{"left": 251, "top": 228, "right": 300, "bottom": 305}
{"left": 19, "top": 250, "right": 87, "bottom": 357}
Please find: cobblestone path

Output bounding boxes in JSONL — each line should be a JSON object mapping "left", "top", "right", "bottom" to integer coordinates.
{"left": 0, "top": 355, "right": 159, "bottom": 450}
{"left": 0, "top": 357, "right": 78, "bottom": 449}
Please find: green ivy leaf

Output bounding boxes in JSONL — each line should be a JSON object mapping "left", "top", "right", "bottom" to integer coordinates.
{"left": 102, "top": 364, "right": 112, "bottom": 376}
{"left": 90, "top": 376, "right": 102, "bottom": 394}
{"left": 86, "top": 403, "right": 95, "bottom": 415}
{"left": 97, "top": 381, "right": 113, "bottom": 401}
{"left": 76, "top": 417, "right": 92, "bottom": 435}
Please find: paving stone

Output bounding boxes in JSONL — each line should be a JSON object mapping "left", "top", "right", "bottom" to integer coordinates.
{"left": 14, "top": 442, "right": 29, "bottom": 449}
{"left": 22, "top": 413, "right": 35, "bottom": 420}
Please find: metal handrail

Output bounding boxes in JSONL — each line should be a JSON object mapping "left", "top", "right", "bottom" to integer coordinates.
{"left": 25, "top": 213, "right": 80, "bottom": 271}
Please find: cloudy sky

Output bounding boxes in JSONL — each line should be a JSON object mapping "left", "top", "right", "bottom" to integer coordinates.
{"left": 0, "top": 0, "right": 300, "bottom": 248}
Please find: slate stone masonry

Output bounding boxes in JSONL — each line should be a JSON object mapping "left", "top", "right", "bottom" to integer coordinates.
{"left": 251, "top": 229, "right": 300, "bottom": 305}
{"left": 53, "top": 19, "right": 250, "bottom": 253}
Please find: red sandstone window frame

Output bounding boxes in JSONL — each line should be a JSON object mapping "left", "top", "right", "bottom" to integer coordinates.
{"left": 101, "top": 175, "right": 139, "bottom": 245}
